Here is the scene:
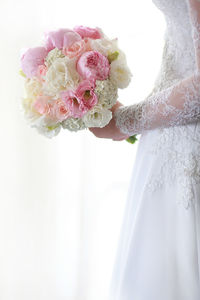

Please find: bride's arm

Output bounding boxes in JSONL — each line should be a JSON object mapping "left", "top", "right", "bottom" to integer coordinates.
{"left": 113, "top": 2, "right": 200, "bottom": 137}
{"left": 114, "top": 74, "right": 200, "bottom": 136}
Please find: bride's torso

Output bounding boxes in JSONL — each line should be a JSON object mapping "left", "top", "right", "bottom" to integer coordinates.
{"left": 152, "top": 0, "right": 195, "bottom": 90}
{"left": 141, "top": 0, "right": 200, "bottom": 209}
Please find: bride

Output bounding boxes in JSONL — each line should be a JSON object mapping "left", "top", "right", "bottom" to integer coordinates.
{"left": 89, "top": 0, "right": 200, "bottom": 299}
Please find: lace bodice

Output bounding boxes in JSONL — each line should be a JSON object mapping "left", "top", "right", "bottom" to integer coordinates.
{"left": 114, "top": 0, "right": 200, "bottom": 136}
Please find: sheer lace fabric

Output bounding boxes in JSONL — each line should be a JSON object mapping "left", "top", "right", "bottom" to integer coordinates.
{"left": 114, "top": 74, "right": 200, "bottom": 136}
{"left": 113, "top": 0, "right": 200, "bottom": 137}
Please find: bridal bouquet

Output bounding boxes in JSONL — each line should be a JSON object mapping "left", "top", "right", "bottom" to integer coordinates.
{"left": 19, "top": 26, "right": 137, "bottom": 143}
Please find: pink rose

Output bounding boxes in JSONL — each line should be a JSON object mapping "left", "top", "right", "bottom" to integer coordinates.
{"left": 20, "top": 47, "right": 48, "bottom": 78}
{"left": 75, "top": 79, "right": 98, "bottom": 109}
{"left": 33, "top": 96, "right": 52, "bottom": 115}
{"left": 60, "top": 90, "right": 89, "bottom": 118}
{"left": 62, "top": 38, "right": 92, "bottom": 59}
{"left": 36, "top": 65, "right": 47, "bottom": 82}
{"left": 73, "top": 26, "right": 102, "bottom": 39}
{"left": 33, "top": 96, "right": 71, "bottom": 121}
{"left": 44, "top": 28, "right": 82, "bottom": 51}
{"left": 62, "top": 40, "right": 87, "bottom": 59}
{"left": 84, "top": 38, "right": 93, "bottom": 51}
{"left": 49, "top": 99, "right": 71, "bottom": 121}
{"left": 76, "top": 50, "right": 110, "bottom": 80}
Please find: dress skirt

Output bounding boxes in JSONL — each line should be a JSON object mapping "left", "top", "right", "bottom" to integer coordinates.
{"left": 107, "top": 124, "right": 200, "bottom": 300}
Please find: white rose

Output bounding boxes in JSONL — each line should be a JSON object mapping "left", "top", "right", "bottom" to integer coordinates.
{"left": 21, "top": 97, "right": 39, "bottom": 120}
{"left": 82, "top": 104, "right": 112, "bottom": 128}
{"left": 43, "top": 57, "right": 80, "bottom": 98}
{"left": 21, "top": 78, "right": 43, "bottom": 121}
{"left": 95, "top": 79, "right": 118, "bottom": 109}
{"left": 62, "top": 117, "right": 86, "bottom": 132}
{"left": 22, "top": 78, "right": 44, "bottom": 122}
{"left": 109, "top": 58, "right": 132, "bottom": 89}
{"left": 25, "top": 77, "right": 42, "bottom": 100}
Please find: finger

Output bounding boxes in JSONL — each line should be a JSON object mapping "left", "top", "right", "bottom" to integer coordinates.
{"left": 89, "top": 128, "right": 98, "bottom": 134}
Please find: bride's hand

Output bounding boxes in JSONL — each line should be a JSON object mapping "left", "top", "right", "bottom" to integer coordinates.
{"left": 89, "top": 101, "right": 130, "bottom": 141}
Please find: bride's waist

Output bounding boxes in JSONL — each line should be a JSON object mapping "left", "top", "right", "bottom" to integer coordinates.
{"left": 139, "top": 121, "right": 200, "bottom": 155}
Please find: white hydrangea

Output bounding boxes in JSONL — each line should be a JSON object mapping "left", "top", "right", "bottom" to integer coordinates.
{"left": 43, "top": 57, "right": 80, "bottom": 98}
{"left": 62, "top": 117, "right": 86, "bottom": 132}
{"left": 82, "top": 104, "right": 112, "bottom": 128}
{"left": 45, "top": 48, "right": 65, "bottom": 67}
{"left": 95, "top": 79, "right": 118, "bottom": 109}
{"left": 109, "top": 58, "right": 132, "bottom": 89}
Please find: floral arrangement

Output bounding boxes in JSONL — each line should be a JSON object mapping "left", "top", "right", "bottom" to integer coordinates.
{"left": 19, "top": 26, "right": 135, "bottom": 141}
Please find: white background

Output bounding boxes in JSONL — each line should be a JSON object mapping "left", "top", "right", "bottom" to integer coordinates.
{"left": 0, "top": 0, "right": 165, "bottom": 299}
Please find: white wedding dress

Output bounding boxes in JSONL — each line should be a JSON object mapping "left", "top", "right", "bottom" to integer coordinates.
{"left": 108, "top": 0, "right": 200, "bottom": 299}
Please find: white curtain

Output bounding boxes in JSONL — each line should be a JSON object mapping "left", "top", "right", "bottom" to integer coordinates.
{"left": 0, "top": 0, "right": 165, "bottom": 299}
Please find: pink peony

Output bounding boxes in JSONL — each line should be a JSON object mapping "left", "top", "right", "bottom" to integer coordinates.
{"left": 20, "top": 47, "right": 48, "bottom": 78}
{"left": 33, "top": 96, "right": 52, "bottom": 115}
{"left": 75, "top": 79, "right": 98, "bottom": 109}
{"left": 60, "top": 90, "right": 89, "bottom": 118}
{"left": 44, "top": 28, "right": 82, "bottom": 51}
{"left": 49, "top": 99, "right": 71, "bottom": 121}
{"left": 62, "top": 40, "right": 87, "bottom": 59}
{"left": 73, "top": 26, "right": 102, "bottom": 40}
{"left": 76, "top": 50, "right": 110, "bottom": 80}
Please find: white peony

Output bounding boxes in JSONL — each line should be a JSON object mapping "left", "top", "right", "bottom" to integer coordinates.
{"left": 45, "top": 48, "right": 65, "bottom": 67}
{"left": 95, "top": 79, "right": 118, "bottom": 109}
{"left": 109, "top": 58, "right": 132, "bottom": 89}
{"left": 62, "top": 117, "right": 86, "bottom": 132}
{"left": 43, "top": 56, "right": 80, "bottom": 98}
{"left": 82, "top": 104, "right": 112, "bottom": 128}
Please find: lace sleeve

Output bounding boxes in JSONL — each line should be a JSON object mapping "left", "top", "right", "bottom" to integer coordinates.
{"left": 113, "top": 1, "right": 200, "bottom": 137}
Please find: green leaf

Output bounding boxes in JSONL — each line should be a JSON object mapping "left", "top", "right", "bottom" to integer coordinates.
{"left": 126, "top": 135, "right": 138, "bottom": 144}
{"left": 108, "top": 51, "right": 119, "bottom": 63}
{"left": 19, "top": 69, "right": 26, "bottom": 78}
{"left": 47, "top": 124, "right": 60, "bottom": 131}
